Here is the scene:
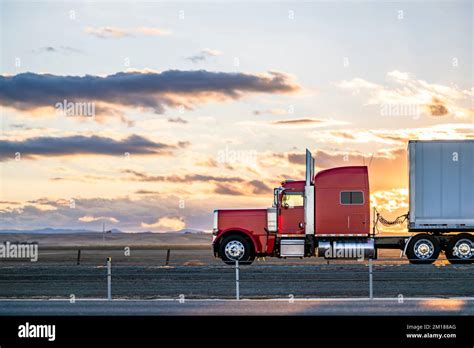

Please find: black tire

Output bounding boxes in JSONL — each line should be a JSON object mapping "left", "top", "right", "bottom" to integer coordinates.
{"left": 406, "top": 234, "right": 440, "bottom": 264}
{"left": 219, "top": 234, "right": 254, "bottom": 265}
{"left": 446, "top": 233, "right": 474, "bottom": 264}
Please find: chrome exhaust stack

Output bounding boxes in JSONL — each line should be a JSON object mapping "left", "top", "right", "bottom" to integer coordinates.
{"left": 304, "top": 149, "right": 315, "bottom": 235}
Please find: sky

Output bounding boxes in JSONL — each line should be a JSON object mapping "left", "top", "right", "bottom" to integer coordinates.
{"left": 0, "top": 0, "right": 472, "bottom": 233}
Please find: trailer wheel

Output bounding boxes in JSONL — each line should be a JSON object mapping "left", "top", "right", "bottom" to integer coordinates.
{"left": 406, "top": 234, "right": 440, "bottom": 264}
{"left": 446, "top": 234, "right": 474, "bottom": 264}
{"left": 219, "top": 234, "right": 254, "bottom": 265}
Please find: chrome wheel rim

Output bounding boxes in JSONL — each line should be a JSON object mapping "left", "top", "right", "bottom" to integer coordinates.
{"left": 224, "top": 240, "right": 245, "bottom": 260}
{"left": 453, "top": 239, "right": 473, "bottom": 260}
{"left": 414, "top": 239, "right": 434, "bottom": 259}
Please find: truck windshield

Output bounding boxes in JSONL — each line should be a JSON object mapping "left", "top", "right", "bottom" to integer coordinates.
{"left": 282, "top": 192, "right": 304, "bottom": 208}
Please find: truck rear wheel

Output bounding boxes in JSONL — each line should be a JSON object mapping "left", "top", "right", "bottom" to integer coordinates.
{"left": 406, "top": 234, "right": 440, "bottom": 264}
{"left": 219, "top": 234, "right": 255, "bottom": 265}
{"left": 446, "top": 234, "right": 474, "bottom": 264}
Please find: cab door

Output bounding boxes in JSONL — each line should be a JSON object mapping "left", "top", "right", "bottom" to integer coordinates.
{"left": 349, "top": 214, "right": 366, "bottom": 233}
{"left": 340, "top": 191, "right": 367, "bottom": 234}
{"left": 280, "top": 191, "right": 305, "bottom": 234}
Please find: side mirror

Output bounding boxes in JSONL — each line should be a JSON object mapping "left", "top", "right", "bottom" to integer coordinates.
{"left": 273, "top": 187, "right": 284, "bottom": 208}
{"left": 283, "top": 203, "right": 289, "bottom": 209}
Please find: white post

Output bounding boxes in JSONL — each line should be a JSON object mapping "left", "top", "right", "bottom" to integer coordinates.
{"left": 235, "top": 260, "right": 240, "bottom": 300}
{"left": 369, "top": 258, "right": 373, "bottom": 300}
{"left": 107, "top": 257, "right": 112, "bottom": 301}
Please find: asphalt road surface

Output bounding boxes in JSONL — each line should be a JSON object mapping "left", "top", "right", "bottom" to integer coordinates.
{"left": 0, "top": 298, "right": 473, "bottom": 315}
{"left": 0, "top": 249, "right": 473, "bottom": 300}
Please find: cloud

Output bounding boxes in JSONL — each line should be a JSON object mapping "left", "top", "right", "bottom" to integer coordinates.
{"left": 249, "top": 180, "right": 271, "bottom": 194}
{"left": 187, "top": 48, "right": 222, "bottom": 63}
{"left": 141, "top": 216, "right": 185, "bottom": 231}
{"left": 272, "top": 118, "right": 323, "bottom": 125}
{"left": 0, "top": 70, "right": 300, "bottom": 116}
{"left": 79, "top": 215, "right": 119, "bottom": 223}
{"left": 335, "top": 78, "right": 380, "bottom": 92}
{"left": 84, "top": 26, "right": 171, "bottom": 39}
{"left": 286, "top": 148, "right": 401, "bottom": 167}
{"left": 213, "top": 180, "right": 272, "bottom": 196}
{"left": 135, "top": 190, "right": 160, "bottom": 195}
{"left": 0, "top": 135, "right": 185, "bottom": 161}
{"left": 270, "top": 118, "right": 349, "bottom": 128}
{"left": 168, "top": 117, "right": 188, "bottom": 124}
{"left": 214, "top": 184, "right": 244, "bottom": 196}
{"left": 371, "top": 189, "right": 408, "bottom": 213}
{"left": 427, "top": 97, "right": 449, "bottom": 116}
{"left": 123, "top": 170, "right": 243, "bottom": 183}
{"left": 195, "top": 157, "right": 218, "bottom": 168}
{"left": 0, "top": 196, "right": 213, "bottom": 232}
{"left": 309, "top": 123, "right": 474, "bottom": 146}
{"left": 33, "top": 46, "right": 84, "bottom": 54}
{"left": 124, "top": 169, "right": 272, "bottom": 196}
{"left": 335, "top": 71, "right": 474, "bottom": 119}
{"left": 287, "top": 153, "right": 306, "bottom": 165}
{"left": 239, "top": 117, "right": 348, "bottom": 129}
{"left": 253, "top": 108, "right": 288, "bottom": 116}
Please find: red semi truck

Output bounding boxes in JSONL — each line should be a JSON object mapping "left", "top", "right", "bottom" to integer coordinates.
{"left": 212, "top": 140, "right": 474, "bottom": 265}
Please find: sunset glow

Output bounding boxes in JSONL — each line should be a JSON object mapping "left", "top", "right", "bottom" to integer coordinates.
{"left": 0, "top": 1, "right": 472, "bottom": 232}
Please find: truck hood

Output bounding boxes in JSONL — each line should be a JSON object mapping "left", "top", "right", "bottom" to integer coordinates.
{"left": 215, "top": 208, "right": 268, "bottom": 234}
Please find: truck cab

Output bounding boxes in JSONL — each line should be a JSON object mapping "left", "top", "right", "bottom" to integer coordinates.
{"left": 212, "top": 142, "right": 474, "bottom": 265}
{"left": 212, "top": 149, "right": 373, "bottom": 264}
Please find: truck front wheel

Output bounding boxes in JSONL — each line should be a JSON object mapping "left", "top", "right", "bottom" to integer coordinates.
{"left": 446, "top": 234, "right": 474, "bottom": 264}
{"left": 219, "top": 235, "right": 255, "bottom": 265}
{"left": 406, "top": 234, "right": 440, "bottom": 264}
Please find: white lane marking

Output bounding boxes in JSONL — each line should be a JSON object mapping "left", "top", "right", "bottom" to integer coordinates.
{"left": 1, "top": 297, "right": 474, "bottom": 302}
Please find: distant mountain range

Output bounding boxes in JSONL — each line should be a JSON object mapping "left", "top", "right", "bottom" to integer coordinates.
{"left": 0, "top": 228, "right": 207, "bottom": 234}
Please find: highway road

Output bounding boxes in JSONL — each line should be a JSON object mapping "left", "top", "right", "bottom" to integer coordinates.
{"left": 0, "top": 298, "right": 473, "bottom": 315}
{"left": 0, "top": 262, "right": 473, "bottom": 299}
{"left": 0, "top": 249, "right": 473, "bottom": 315}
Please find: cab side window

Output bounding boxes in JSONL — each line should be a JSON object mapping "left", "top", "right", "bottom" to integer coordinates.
{"left": 340, "top": 191, "right": 364, "bottom": 205}
{"left": 282, "top": 192, "right": 304, "bottom": 208}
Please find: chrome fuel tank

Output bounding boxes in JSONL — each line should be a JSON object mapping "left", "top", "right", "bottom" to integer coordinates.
{"left": 317, "top": 238, "right": 375, "bottom": 259}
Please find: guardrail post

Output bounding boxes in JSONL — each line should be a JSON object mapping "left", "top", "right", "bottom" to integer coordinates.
{"left": 107, "top": 257, "right": 112, "bottom": 301}
{"left": 235, "top": 260, "right": 240, "bottom": 300}
{"left": 165, "top": 249, "right": 171, "bottom": 266}
{"left": 76, "top": 249, "right": 81, "bottom": 265}
{"left": 369, "top": 258, "right": 373, "bottom": 300}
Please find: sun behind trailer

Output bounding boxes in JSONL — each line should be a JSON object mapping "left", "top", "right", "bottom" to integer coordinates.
{"left": 212, "top": 140, "right": 474, "bottom": 265}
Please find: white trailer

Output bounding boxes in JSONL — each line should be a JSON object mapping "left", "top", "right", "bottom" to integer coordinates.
{"left": 408, "top": 140, "right": 474, "bottom": 231}
{"left": 401, "top": 140, "right": 474, "bottom": 264}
